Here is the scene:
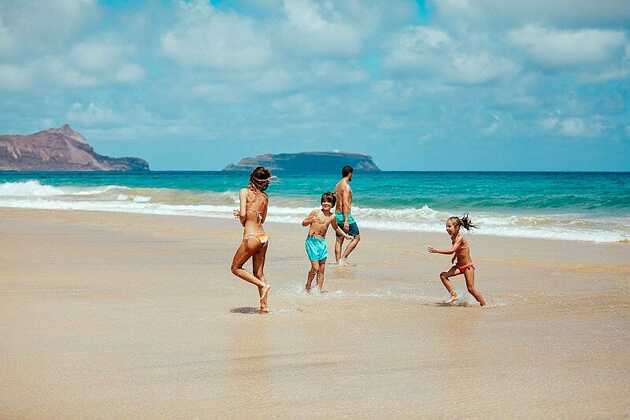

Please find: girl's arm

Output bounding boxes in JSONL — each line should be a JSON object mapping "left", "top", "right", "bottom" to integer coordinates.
{"left": 332, "top": 216, "right": 353, "bottom": 240}
{"left": 302, "top": 210, "right": 317, "bottom": 226}
{"left": 428, "top": 236, "right": 463, "bottom": 254}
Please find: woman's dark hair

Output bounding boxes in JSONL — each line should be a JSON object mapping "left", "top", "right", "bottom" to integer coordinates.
{"left": 448, "top": 214, "right": 478, "bottom": 231}
{"left": 321, "top": 191, "right": 336, "bottom": 206}
{"left": 249, "top": 166, "right": 272, "bottom": 192}
{"left": 341, "top": 165, "right": 353, "bottom": 177}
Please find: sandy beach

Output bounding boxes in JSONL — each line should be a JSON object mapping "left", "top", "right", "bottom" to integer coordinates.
{"left": 1, "top": 208, "right": 629, "bottom": 419}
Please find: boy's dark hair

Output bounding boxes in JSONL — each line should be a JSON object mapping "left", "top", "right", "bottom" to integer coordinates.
{"left": 448, "top": 214, "right": 478, "bottom": 231}
{"left": 321, "top": 192, "right": 336, "bottom": 206}
{"left": 341, "top": 165, "right": 353, "bottom": 177}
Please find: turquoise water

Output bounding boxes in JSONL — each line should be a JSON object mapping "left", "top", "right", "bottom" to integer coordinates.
{"left": 1, "top": 171, "right": 629, "bottom": 242}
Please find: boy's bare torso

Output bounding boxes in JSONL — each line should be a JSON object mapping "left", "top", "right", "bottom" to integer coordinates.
{"left": 308, "top": 209, "right": 335, "bottom": 237}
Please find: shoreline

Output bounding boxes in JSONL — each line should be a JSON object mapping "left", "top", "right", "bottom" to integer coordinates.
{"left": 1, "top": 203, "right": 628, "bottom": 243}
{"left": 2, "top": 208, "right": 629, "bottom": 418}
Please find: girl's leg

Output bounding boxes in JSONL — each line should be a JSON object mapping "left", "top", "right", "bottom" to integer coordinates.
{"left": 253, "top": 242, "right": 271, "bottom": 312}
{"left": 440, "top": 266, "right": 461, "bottom": 303}
{"left": 305, "top": 260, "right": 319, "bottom": 292}
{"left": 464, "top": 268, "right": 486, "bottom": 307}
{"left": 231, "top": 239, "right": 265, "bottom": 288}
{"left": 316, "top": 260, "right": 326, "bottom": 291}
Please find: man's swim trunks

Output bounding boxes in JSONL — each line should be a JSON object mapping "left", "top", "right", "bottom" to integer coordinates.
{"left": 305, "top": 235, "right": 328, "bottom": 261}
{"left": 335, "top": 211, "right": 360, "bottom": 236}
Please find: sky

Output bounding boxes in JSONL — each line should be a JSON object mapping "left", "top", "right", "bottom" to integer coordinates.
{"left": 0, "top": 0, "right": 629, "bottom": 171}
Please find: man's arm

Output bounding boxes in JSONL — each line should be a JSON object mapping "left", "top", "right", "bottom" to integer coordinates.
{"left": 331, "top": 215, "right": 353, "bottom": 239}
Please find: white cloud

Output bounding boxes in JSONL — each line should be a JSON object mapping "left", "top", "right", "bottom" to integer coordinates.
{"left": 384, "top": 26, "right": 519, "bottom": 84}
{"left": 430, "top": 0, "right": 630, "bottom": 27}
{"left": 0, "top": 64, "right": 33, "bottom": 90}
{"left": 272, "top": 94, "right": 315, "bottom": 116}
{"left": 69, "top": 38, "right": 133, "bottom": 71}
{"left": 508, "top": 25, "right": 626, "bottom": 67}
{"left": 0, "top": 0, "right": 99, "bottom": 56}
{"left": 115, "top": 64, "right": 145, "bottom": 83}
{"left": 161, "top": 0, "right": 271, "bottom": 70}
{"left": 540, "top": 115, "right": 605, "bottom": 137}
{"left": 279, "top": 0, "right": 362, "bottom": 57}
{"left": 310, "top": 61, "right": 367, "bottom": 85}
{"left": 66, "top": 102, "right": 123, "bottom": 125}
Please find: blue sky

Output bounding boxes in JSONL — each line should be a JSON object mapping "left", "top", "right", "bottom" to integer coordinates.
{"left": 0, "top": 0, "right": 628, "bottom": 170}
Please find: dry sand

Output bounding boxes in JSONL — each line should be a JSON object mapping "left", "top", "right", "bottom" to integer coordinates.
{"left": 1, "top": 208, "right": 629, "bottom": 419}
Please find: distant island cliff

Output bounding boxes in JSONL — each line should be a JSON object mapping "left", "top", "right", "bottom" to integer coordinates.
{"left": 223, "top": 152, "right": 380, "bottom": 172}
{"left": 0, "top": 125, "right": 149, "bottom": 171}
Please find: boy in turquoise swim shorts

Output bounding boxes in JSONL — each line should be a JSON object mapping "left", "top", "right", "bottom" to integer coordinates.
{"left": 302, "top": 192, "right": 353, "bottom": 292}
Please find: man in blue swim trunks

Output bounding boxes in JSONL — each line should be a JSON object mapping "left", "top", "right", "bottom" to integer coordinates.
{"left": 334, "top": 165, "right": 361, "bottom": 265}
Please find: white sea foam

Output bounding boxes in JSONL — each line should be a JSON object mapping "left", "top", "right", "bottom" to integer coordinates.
{"left": 0, "top": 180, "right": 66, "bottom": 196}
{"left": 0, "top": 181, "right": 628, "bottom": 243}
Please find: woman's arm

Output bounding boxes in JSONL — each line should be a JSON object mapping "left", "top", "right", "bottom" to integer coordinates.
{"left": 260, "top": 194, "right": 268, "bottom": 223}
{"left": 235, "top": 188, "right": 247, "bottom": 225}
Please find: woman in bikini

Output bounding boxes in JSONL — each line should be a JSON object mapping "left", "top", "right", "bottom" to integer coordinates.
{"left": 427, "top": 214, "right": 486, "bottom": 307}
{"left": 231, "top": 167, "right": 272, "bottom": 313}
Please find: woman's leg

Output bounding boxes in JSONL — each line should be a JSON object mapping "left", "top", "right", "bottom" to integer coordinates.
{"left": 253, "top": 242, "right": 271, "bottom": 311}
{"left": 231, "top": 239, "right": 265, "bottom": 288}
{"left": 306, "top": 260, "right": 319, "bottom": 292}
{"left": 464, "top": 268, "right": 486, "bottom": 307}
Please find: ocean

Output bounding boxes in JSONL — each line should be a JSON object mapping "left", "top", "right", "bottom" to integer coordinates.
{"left": 1, "top": 171, "right": 629, "bottom": 242}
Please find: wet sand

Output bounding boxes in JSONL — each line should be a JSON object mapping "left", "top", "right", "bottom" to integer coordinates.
{"left": 1, "top": 208, "right": 629, "bottom": 419}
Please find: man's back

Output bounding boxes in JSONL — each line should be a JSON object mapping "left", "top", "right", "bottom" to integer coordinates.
{"left": 335, "top": 179, "right": 352, "bottom": 213}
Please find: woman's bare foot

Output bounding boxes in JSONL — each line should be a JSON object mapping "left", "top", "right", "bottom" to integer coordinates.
{"left": 259, "top": 284, "right": 271, "bottom": 313}
{"left": 444, "top": 293, "right": 459, "bottom": 304}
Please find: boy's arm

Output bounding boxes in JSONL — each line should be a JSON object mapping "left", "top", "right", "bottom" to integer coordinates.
{"left": 332, "top": 216, "right": 352, "bottom": 239}
{"left": 302, "top": 210, "right": 317, "bottom": 226}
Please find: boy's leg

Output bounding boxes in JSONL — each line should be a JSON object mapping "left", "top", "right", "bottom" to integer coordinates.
{"left": 316, "top": 260, "right": 326, "bottom": 291}
{"left": 464, "top": 268, "right": 486, "bottom": 307}
{"left": 306, "top": 260, "right": 319, "bottom": 292}
{"left": 440, "top": 266, "right": 461, "bottom": 303}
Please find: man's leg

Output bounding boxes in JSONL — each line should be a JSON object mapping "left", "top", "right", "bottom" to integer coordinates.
{"left": 335, "top": 234, "right": 345, "bottom": 263}
{"left": 341, "top": 223, "right": 361, "bottom": 261}
{"left": 342, "top": 234, "right": 360, "bottom": 260}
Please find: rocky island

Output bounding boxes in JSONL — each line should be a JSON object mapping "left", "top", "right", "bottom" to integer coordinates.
{"left": 223, "top": 152, "right": 380, "bottom": 172}
{"left": 0, "top": 125, "right": 149, "bottom": 171}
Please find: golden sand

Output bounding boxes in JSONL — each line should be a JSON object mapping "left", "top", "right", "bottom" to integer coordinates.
{"left": 1, "top": 209, "right": 629, "bottom": 418}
